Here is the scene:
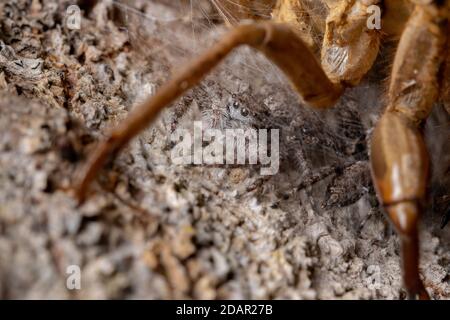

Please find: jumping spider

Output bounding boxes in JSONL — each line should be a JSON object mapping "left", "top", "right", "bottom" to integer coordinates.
{"left": 73, "top": 0, "right": 450, "bottom": 299}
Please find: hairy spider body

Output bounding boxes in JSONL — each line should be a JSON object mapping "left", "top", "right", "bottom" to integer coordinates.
{"left": 74, "top": 0, "right": 450, "bottom": 299}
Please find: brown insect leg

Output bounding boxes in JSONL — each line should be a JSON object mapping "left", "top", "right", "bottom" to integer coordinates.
{"left": 73, "top": 22, "right": 343, "bottom": 203}
{"left": 370, "top": 3, "right": 449, "bottom": 299}
{"left": 442, "top": 28, "right": 450, "bottom": 115}
{"left": 389, "top": 204, "right": 430, "bottom": 300}
{"left": 371, "top": 112, "right": 430, "bottom": 300}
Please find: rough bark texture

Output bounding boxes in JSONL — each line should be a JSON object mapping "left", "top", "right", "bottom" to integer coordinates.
{"left": 0, "top": 0, "right": 449, "bottom": 299}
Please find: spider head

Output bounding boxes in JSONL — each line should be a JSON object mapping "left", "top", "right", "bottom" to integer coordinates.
{"left": 225, "top": 94, "right": 253, "bottom": 126}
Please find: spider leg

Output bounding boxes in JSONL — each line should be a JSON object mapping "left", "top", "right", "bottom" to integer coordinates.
{"left": 73, "top": 22, "right": 343, "bottom": 203}
{"left": 321, "top": 0, "right": 382, "bottom": 86}
{"left": 272, "top": 0, "right": 327, "bottom": 51}
{"left": 74, "top": 0, "right": 383, "bottom": 203}
{"left": 440, "top": 41, "right": 450, "bottom": 226}
{"left": 273, "top": 0, "right": 382, "bottom": 84}
{"left": 370, "top": 2, "right": 450, "bottom": 300}
{"left": 442, "top": 27, "right": 450, "bottom": 115}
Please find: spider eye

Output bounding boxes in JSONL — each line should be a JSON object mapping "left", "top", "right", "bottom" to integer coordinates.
{"left": 240, "top": 108, "right": 249, "bottom": 117}
{"left": 233, "top": 101, "right": 239, "bottom": 109}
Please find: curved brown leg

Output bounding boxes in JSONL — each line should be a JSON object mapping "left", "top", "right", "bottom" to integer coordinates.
{"left": 73, "top": 0, "right": 383, "bottom": 203}
{"left": 442, "top": 30, "right": 450, "bottom": 115}
{"left": 73, "top": 22, "right": 343, "bottom": 203}
{"left": 371, "top": 112, "right": 430, "bottom": 299}
{"left": 370, "top": 2, "right": 450, "bottom": 300}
